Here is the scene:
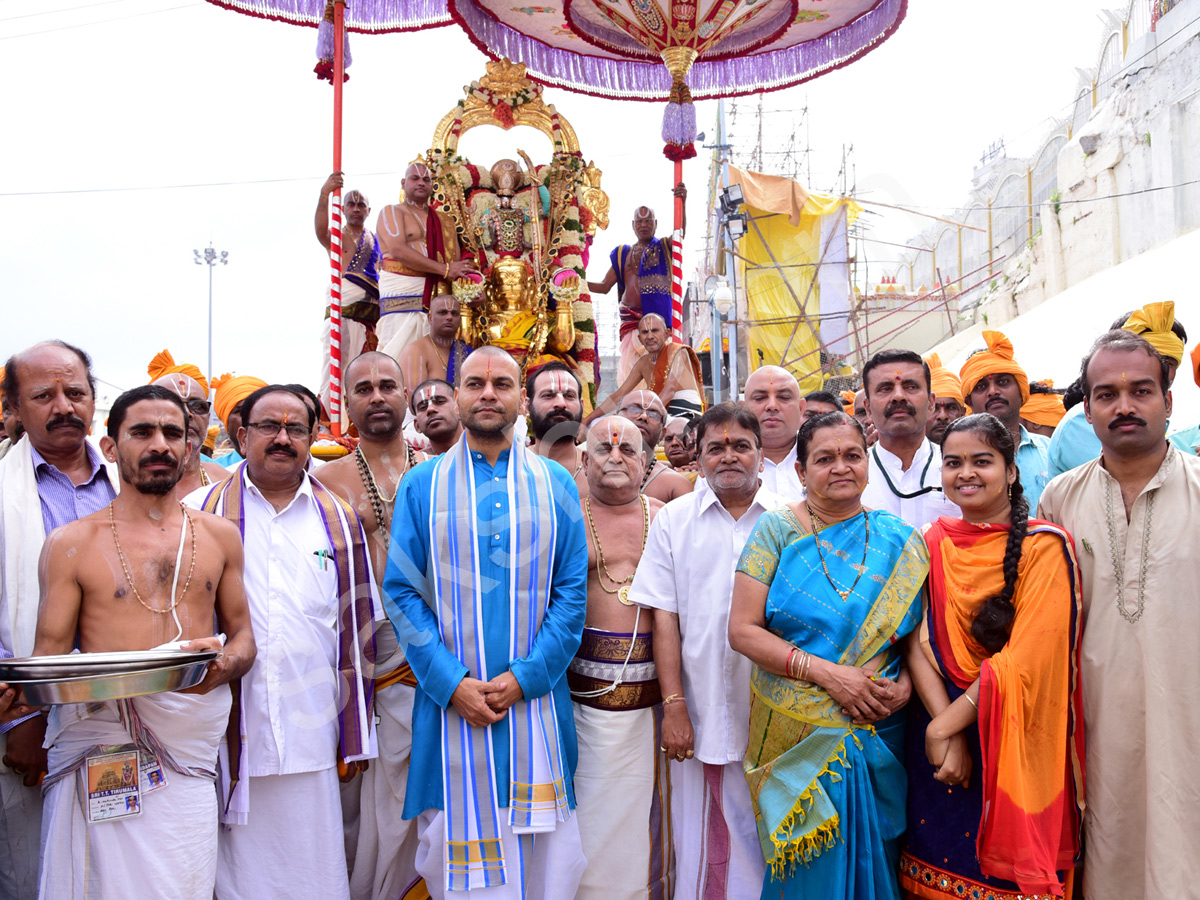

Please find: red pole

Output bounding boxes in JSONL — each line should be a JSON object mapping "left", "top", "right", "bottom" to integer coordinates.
{"left": 670, "top": 158, "right": 684, "bottom": 341}
{"left": 328, "top": 0, "right": 346, "bottom": 437}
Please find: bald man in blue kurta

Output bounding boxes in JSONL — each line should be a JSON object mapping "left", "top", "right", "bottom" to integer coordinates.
{"left": 382, "top": 347, "right": 588, "bottom": 900}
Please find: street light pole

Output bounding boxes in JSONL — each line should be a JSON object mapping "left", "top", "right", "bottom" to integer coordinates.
{"left": 194, "top": 244, "right": 229, "bottom": 382}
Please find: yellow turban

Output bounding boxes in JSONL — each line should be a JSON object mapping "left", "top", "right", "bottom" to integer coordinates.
{"left": 1122, "top": 301, "right": 1184, "bottom": 365}
{"left": 147, "top": 350, "right": 209, "bottom": 397}
{"left": 840, "top": 390, "right": 856, "bottom": 415}
{"left": 1022, "top": 381, "right": 1066, "bottom": 427}
{"left": 212, "top": 373, "right": 267, "bottom": 430}
{"left": 924, "top": 352, "right": 964, "bottom": 405}
{"left": 959, "top": 331, "right": 1029, "bottom": 410}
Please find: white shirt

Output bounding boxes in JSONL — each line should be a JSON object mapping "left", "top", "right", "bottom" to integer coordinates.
{"left": 859, "top": 438, "right": 960, "bottom": 530}
{"left": 186, "top": 470, "right": 343, "bottom": 777}
{"left": 630, "top": 481, "right": 780, "bottom": 764}
{"left": 759, "top": 445, "right": 805, "bottom": 503}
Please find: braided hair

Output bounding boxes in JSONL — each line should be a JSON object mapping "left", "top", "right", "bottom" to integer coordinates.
{"left": 943, "top": 413, "right": 1029, "bottom": 654}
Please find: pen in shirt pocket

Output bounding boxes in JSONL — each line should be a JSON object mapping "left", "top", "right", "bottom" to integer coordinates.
{"left": 313, "top": 549, "right": 331, "bottom": 570}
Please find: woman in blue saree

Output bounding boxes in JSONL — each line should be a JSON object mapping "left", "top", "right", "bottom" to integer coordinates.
{"left": 729, "top": 411, "right": 930, "bottom": 900}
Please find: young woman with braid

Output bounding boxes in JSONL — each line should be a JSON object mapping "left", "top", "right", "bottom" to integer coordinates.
{"left": 900, "top": 414, "right": 1085, "bottom": 900}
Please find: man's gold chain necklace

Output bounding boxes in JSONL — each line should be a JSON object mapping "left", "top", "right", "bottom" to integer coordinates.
{"left": 109, "top": 503, "right": 196, "bottom": 614}
{"left": 584, "top": 495, "right": 649, "bottom": 606}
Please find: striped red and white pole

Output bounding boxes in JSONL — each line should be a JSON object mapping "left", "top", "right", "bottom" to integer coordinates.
{"left": 670, "top": 228, "right": 684, "bottom": 342}
{"left": 328, "top": 190, "right": 344, "bottom": 431}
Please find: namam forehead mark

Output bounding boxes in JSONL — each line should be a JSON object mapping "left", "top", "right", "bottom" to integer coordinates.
{"left": 540, "top": 371, "right": 577, "bottom": 396}
{"left": 587, "top": 415, "right": 640, "bottom": 450}
{"left": 414, "top": 385, "right": 447, "bottom": 407}
{"left": 634, "top": 206, "right": 655, "bottom": 220}
{"left": 405, "top": 163, "right": 431, "bottom": 179}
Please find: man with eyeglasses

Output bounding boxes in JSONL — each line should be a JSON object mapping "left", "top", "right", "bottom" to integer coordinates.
{"left": 185, "top": 384, "right": 379, "bottom": 900}
{"left": 859, "top": 349, "right": 960, "bottom": 529}
{"left": 148, "top": 353, "right": 229, "bottom": 496}
{"left": 617, "top": 390, "right": 692, "bottom": 503}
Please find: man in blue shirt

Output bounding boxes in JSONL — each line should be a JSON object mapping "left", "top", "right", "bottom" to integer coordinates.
{"left": 383, "top": 346, "right": 588, "bottom": 899}
{"left": 959, "top": 330, "right": 1053, "bottom": 510}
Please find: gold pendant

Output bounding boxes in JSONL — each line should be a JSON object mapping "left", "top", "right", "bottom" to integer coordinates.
{"left": 618, "top": 586, "right": 634, "bottom": 606}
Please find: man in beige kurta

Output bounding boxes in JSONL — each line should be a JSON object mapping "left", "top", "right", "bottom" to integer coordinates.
{"left": 1038, "top": 329, "right": 1200, "bottom": 900}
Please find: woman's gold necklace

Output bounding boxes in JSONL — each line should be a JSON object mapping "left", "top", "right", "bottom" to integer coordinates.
{"left": 806, "top": 503, "right": 869, "bottom": 602}
{"left": 110, "top": 503, "right": 197, "bottom": 614}
{"left": 584, "top": 495, "right": 649, "bottom": 606}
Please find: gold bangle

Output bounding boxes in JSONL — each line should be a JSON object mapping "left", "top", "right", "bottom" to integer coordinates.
{"left": 662, "top": 694, "right": 685, "bottom": 706}
{"left": 964, "top": 692, "right": 978, "bottom": 710}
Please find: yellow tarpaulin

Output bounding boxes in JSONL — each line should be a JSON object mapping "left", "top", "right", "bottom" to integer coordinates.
{"left": 729, "top": 168, "right": 860, "bottom": 392}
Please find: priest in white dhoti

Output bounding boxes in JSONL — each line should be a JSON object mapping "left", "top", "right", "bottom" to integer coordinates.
{"left": 630, "top": 402, "right": 773, "bottom": 899}
{"left": 34, "top": 384, "right": 256, "bottom": 900}
{"left": 383, "top": 347, "right": 587, "bottom": 899}
{"left": 569, "top": 417, "right": 671, "bottom": 900}
{"left": 186, "top": 384, "right": 380, "bottom": 900}
{"left": 1038, "top": 330, "right": 1200, "bottom": 900}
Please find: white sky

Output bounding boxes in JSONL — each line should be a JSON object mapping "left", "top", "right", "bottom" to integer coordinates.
{"left": 1, "top": 0, "right": 1115, "bottom": 401}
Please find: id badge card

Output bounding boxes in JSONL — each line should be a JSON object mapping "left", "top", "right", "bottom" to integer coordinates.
{"left": 84, "top": 749, "right": 142, "bottom": 823}
{"left": 140, "top": 750, "right": 168, "bottom": 794}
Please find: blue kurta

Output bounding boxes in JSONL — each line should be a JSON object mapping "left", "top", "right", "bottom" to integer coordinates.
{"left": 382, "top": 446, "right": 588, "bottom": 819}
{"left": 1014, "top": 424, "right": 1051, "bottom": 510}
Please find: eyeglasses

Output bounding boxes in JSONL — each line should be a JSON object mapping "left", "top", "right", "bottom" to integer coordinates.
{"left": 184, "top": 399, "right": 210, "bottom": 416}
{"left": 246, "top": 420, "right": 309, "bottom": 440}
{"left": 619, "top": 405, "right": 664, "bottom": 423}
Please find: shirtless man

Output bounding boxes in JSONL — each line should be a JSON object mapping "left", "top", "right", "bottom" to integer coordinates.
{"left": 151, "top": 371, "right": 229, "bottom": 496}
{"left": 527, "top": 362, "right": 585, "bottom": 490}
{"left": 313, "top": 351, "right": 425, "bottom": 900}
{"left": 411, "top": 379, "right": 462, "bottom": 455}
{"left": 588, "top": 186, "right": 687, "bottom": 382}
{"left": 398, "top": 294, "right": 471, "bottom": 392}
{"left": 34, "top": 384, "right": 255, "bottom": 900}
{"left": 569, "top": 416, "right": 668, "bottom": 900}
{"left": 617, "top": 390, "right": 692, "bottom": 503}
{"left": 586, "top": 314, "right": 705, "bottom": 423}
{"left": 375, "top": 162, "right": 476, "bottom": 363}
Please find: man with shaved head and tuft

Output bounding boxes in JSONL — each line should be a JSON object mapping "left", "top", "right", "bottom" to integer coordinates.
{"left": 146, "top": 350, "right": 229, "bottom": 496}
{"left": 588, "top": 185, "right": 687, "bottom": 382}
{"left": 569, "top": 416, "right": 669, "bottom": 899}
{"left": 384, "top": 345, "right": 589, "bottom": 898}
{"left": 375, "top": 160, "right": 477, "bottom": 363}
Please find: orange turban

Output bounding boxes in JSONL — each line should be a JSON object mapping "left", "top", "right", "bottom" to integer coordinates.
{"left": 959, "top": 330, "right": 1029, "bottom": 410}
{"left": 212, "top": 373, "right": 267, "bottom": 430}
{"left": 147, "top": 350, "right": 209, "bottom": 397}
{"left": 203, "top": 425, "right": 219, "bottom": 452}
{"left": 1022, "top": 381, "right": 1066, "bottom": 427}
{"left": 1192, "top": 342, "right": 1200, "bottom": 389}
{"left": 923, "top": 352, "right": 964, "bottom": 405}
{"left": 1122, "top": 301, "right": 1184, "bottom": 365}
{"left": 840, "top": 390, "right": 856, "bottom": 415}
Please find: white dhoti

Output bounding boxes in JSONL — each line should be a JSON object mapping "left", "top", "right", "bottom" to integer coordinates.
{"left": 217, "top": 768, "right": 350, "bottom": 900}
{"left": 344, "top": 629, "right": 422, "bottom": 900}
{"left": 618, "top": 330, "right": 647, "bottom": 386}
{"left": 669, "top": 759, "right": 763, "bottom": 900}
{"left": 39, "top": 687, "right": 233, "bottom": 900}
{"left": 321, "top": 281, "right": 372, "bottom": 430}
{"left": 378, "top": 272, "right": 429, "bottom": 364}
{"left": 414, "top": 808, "right": 584, "bottom": 900}
{"left": 571, "top": 704, "right": 672, "bottom": 900}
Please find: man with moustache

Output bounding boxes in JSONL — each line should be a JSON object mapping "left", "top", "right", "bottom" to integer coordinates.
{"left": 384, "top": 346, "right": 588, "bottom": 899}
{"left": 316, "top": 174, "right": 382, "bottom": 423}
{"left": 187, "top": 384, "right": 379, "bottom": 900}
{"left": 570, "top": 416, "right": 670, "bottom": 900}
{"left": 411, "top": 379, "right": 462, "bottom": 456}
{"left": 36, "top": 385, "right": 256, "bottom": 900}
{"left": 923, "top": 352, "right": 966, "bottom": 445}
{"left": 741, "top": 365, "right": 805, "bottom": 501}
{"left": 859, "top": 348, "right": 960, "bottom": 529}
{"left": 314, "top": 352, "right": 426, "bottom": 900}
{"left": 375, "top": 161, "right": 477, "bottom": 362}
{"left": 1037, "top": 330, "right": 1200, "bottom": 900}
{"left": 630, "top": 402, "right": 773, "bottom": 899}
{"left": 146, "top": 350, "right": 229, "bottom": 494}
{"left": 959, "top": 330, "right": 1052, "bottom": 508}
{"left": 528, "top": 362, "right": 585, "bottom": 481}
{"left": 0, "top": 340, "right": 117, "bottom": 897}
{"left": 616, "top": 390, "right": 692, "bottom": 502}
{"left": 399, "top": 294, "right": 472, "bottom": 389}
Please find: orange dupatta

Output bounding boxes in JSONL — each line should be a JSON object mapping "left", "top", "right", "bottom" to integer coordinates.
{"left": 923, "top": 517, "right": 1084, "bottom": 897}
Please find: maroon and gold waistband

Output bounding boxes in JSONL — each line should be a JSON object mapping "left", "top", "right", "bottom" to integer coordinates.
{"left": 568, "top": 628, "right": 660, "bottom": 711}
